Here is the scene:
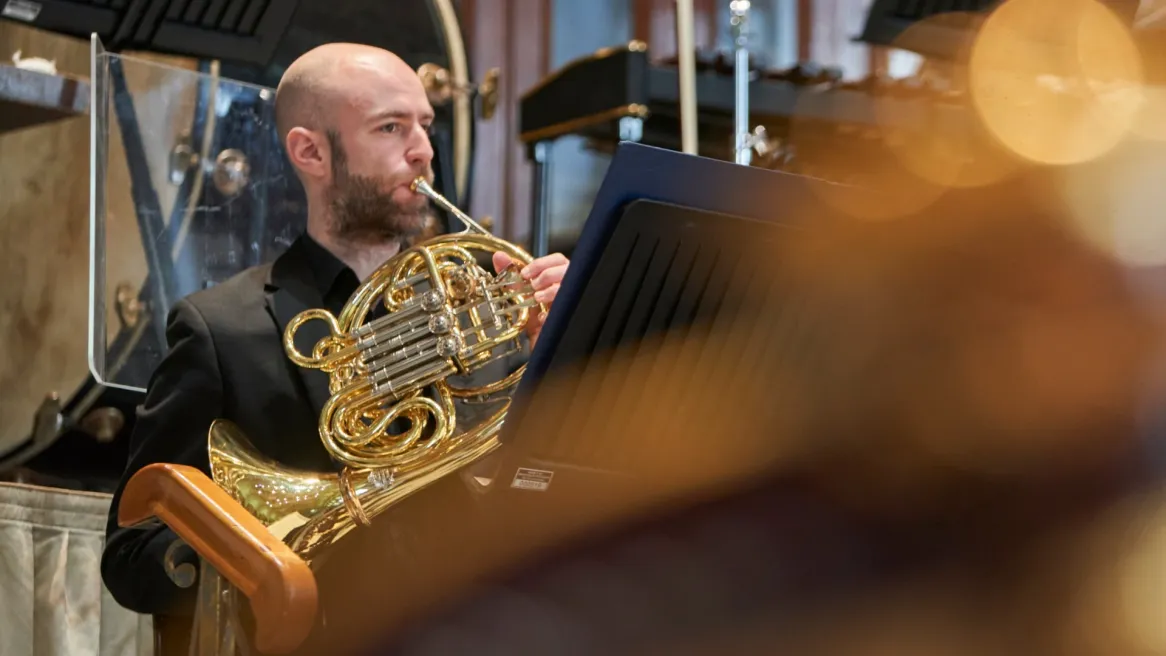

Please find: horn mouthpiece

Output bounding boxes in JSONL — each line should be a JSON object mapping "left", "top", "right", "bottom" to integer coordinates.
{"left": 410, "top": 176, "right": 490, "bottom": 235}
{"left": 410, "top": 176, "right": 432, "bottom": 195}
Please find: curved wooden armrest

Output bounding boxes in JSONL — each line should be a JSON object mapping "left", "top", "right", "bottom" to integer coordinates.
{"left": 118, "top": 463, "right": 318, "bottom": 654}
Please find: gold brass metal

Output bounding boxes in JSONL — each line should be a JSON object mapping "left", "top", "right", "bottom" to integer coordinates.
{"left": 115, "top": 282, "right": 142, "bottom": 328}
{"left": 211, "top": 148, "right": 250, "bottom": 197}
{"left": 417, "top": 62, "right": 500, "bottom": 120}
{"left": 207, "top": 178, "right": 542, "bottom": 562}
{"left": 479, "top": 68, "right": 500, "bottom": 120}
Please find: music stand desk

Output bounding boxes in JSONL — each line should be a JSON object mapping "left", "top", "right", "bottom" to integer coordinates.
{"left": 513, "top": 141, "right": 842, "bottom": 400}
{"left": 496, "top": 141, "right": 854, "bottom": 501}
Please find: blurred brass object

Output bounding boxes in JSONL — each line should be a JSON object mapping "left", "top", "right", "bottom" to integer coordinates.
{"left": 417, "top": 62, "right": 500, "bottom": 120}
{"left": 478, "top": 68, "right": 499, "bottom": 119}
{"left": 115, "top": 282, "right": 141, "bottom": 328}
{"left": 417, "top": 62, "right": 451, "bottom": 102}
{"left": 211, "top": 148, "right": 250, "bottom": 197}
{"left": 168, "top": 136, "right": 198, "bottom": 186}
{"left": 80, "top": 407, "right": 124, "bottom": 443}
{"left": 209, "top": 177, "right": 542, "bottom": 561}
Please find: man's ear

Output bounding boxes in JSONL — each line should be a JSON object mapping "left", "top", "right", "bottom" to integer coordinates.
{"left": 286, "top": 127, "right": 328, "bottom": 180}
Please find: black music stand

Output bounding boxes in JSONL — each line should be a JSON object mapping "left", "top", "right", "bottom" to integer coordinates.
{"left": 0, "top": 1, "right": 298, "bottom": 65}
{"left": 494, "top": 142, "right": 854, "bottom": 489}
{"left": 515, "top": 142, "right": 843, "bottom": 392}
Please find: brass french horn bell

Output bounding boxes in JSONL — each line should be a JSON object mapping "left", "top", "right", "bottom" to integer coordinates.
{"left": 207, "top": 177, "right": 543, "bottom": 562}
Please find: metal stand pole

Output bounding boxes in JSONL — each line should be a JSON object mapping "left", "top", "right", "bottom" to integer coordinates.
{"left": 676, "top": 0, "right": 699, "bottom": 155}
{"left": 730, "top": 0, "right": 752, "bottom": 165}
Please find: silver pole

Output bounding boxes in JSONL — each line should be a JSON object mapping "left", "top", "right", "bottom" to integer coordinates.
{"left": 730, "top": 0, "right": 751, "bottom": 165}
{"left": 676, "top": 0, "right": 699, "bottom": 154}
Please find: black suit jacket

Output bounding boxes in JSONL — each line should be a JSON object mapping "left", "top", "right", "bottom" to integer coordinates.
{"left": 102, "top": 235, "right": 347, "bottom": 615}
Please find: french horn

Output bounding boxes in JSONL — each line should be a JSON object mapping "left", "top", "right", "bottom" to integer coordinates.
{"left": 207, "top": 178, "right": 542, "bottom": 562}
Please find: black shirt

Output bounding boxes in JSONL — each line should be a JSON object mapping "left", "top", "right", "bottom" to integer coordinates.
{"left": 301, "top": 232, "right": 363, "bottom": 316}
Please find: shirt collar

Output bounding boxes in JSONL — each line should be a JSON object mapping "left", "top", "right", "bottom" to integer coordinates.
{"left": 300, "top": 232, "right": 358, "bottom": 303}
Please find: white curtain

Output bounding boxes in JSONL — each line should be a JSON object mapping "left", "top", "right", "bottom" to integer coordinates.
{"left": 0, "top": 483, "right": 153, "bottom": 656}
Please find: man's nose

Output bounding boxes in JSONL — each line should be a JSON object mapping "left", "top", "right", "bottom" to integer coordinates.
{"left": 407, "top": 126, "right": 434, "bottom": 167}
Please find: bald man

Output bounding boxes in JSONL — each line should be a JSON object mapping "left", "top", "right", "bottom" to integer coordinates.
{"left": 100, "top": 43, "right": 569, "bottom": 625}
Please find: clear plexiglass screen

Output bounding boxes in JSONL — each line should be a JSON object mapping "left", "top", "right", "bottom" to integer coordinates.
{"left": 90, "top": 36, "right": 307, "bottom": 392}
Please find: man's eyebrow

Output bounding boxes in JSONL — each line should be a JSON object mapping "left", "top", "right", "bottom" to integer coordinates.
{"left": 370, "top": 109, "right": 436, "bottom": 123}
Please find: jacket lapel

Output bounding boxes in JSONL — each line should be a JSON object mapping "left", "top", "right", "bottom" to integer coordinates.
{"left": 264, "top": 238, "right": 335, "bottom": 419}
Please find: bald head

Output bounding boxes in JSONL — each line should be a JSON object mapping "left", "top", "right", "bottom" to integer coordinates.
{"left": 274, "top": 43, "right": 420, "bottom": 148}
{"left": 274, "top": 42, "right": 437, "bottom": 250}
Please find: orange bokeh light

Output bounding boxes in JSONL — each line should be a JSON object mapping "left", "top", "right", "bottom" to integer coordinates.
{"left": 969, "top": 0, "right": 1143, "bottom": 165}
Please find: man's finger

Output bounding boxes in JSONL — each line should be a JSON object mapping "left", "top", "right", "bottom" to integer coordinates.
{"left": 534, "top": 283, "right": 560, "bottom": 304}
{"left": 521, "top": 252, "right": 569, "bottom": 279}
{"left": 492, "top": 251, "right": 514, "bottom": 274}
{"left": 533, "top": 264, "right": 568, "bottom": 289}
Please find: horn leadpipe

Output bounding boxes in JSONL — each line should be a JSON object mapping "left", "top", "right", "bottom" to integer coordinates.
{"left": 411, "top": 177, "right": 491, "bottom": 235}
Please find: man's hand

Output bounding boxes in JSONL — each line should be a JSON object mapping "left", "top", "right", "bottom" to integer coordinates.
{"left": 493, "top": 251, "right": 569, "bottom": 348}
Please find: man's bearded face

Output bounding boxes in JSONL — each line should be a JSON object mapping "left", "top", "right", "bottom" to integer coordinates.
{"left": 325, "top": 131, "right": 432, "bottom": 243}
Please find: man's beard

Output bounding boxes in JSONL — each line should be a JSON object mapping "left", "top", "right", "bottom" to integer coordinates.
{"left": 326, "top": 132, "right": 431, "bottom": 243}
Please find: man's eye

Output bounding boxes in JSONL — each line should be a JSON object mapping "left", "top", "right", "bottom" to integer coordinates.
{"left": 380, "top": 123, "right": 399, "bottom": 133}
